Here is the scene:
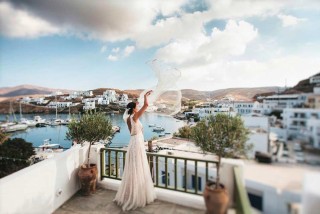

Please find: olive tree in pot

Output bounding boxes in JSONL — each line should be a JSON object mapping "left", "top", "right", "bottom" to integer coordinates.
{"left": 66, "top": 111, "right": 112, "bottom": 196}
{"left": 191, "top": 114, "right": 250, "bottom": 214}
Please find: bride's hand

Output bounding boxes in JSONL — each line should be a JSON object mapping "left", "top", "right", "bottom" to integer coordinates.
{"left": 145, "top": 90, "right": 153, "bottom": 97}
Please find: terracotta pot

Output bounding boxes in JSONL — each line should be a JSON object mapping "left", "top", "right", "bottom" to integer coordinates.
{"left": 78, "top": 164, "right": 97, "bottom": 196}
{"left": 203, "top": 181, "right": 229, "bottom": 214}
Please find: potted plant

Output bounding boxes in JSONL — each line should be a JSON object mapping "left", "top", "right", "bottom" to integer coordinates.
{"left": 191, "top": 114, "right": 250, "bottom": 214}
{"left": 66, "top": 111, "right": 112, "bottom": 196}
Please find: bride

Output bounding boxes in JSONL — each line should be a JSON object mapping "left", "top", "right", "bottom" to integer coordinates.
{"left": 114, "top": 90, "right": 156, "bottom": 211}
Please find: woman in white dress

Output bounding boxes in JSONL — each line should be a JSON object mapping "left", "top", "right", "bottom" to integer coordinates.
{"left": 114, "top": 90, "right": 156, "bottom": 211}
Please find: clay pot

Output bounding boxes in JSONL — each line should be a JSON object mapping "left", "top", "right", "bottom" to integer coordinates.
{"left": 203, "top": 181, "right": 229, "bottom": 214}
{"left": 78, "top": 164, "right": 97, "bottom": 196}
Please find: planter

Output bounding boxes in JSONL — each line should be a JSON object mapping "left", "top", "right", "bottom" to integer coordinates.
{"left": 78, "top": 164, "right": 98, "bottom": 196}
{"left": 203, "top": 181, "right": 229, "bottom": 214}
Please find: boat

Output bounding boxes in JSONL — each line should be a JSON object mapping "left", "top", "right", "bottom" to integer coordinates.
{"left": 158, "top": 133, "right": 165, "bottom": 137}
{"left": 112, "top": 126, "right": 120, "bottom": 133}
{"left": 148, "top": 124, "right": 156, "bottom": 127}
{"left": 0, "top": 102, "right": 29, "bottom": 132}
{"left": 153, "top": 126, "right": 165, "bottom": 132}
{"left": 61, "top": 118, "right": 73, "bottom": 125}
{"left": 34, "top": 115, "right": 46, "bottom": 124}
{"left": 61, "top": 106, "right": 73, "bottom": 125}
{"left": 20, "top": 118, "right": 37, "bottom": 127}
{"left": 19, "top": 102, "right": 37, "bottom": 127}
{"left": 35, "top": 122, "right": 47, "bottom": 127}
{"left": 48, "top": 96, "right": 64, "bottom": 126}
{"left": 48, "top": 118, "right": 64, "bottom": 126}
{"left": 33, "top": 139, "right": 64, "bottom": 162}
{"left": 2, "top": 123, "right": 28, "bottom": 133}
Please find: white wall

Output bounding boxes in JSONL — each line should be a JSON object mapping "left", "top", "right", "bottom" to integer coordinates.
{"left": 302, "top": 172, "right": 320, "bottom": 214}
{"left": 246, "top": 180, "right": 301, "bottom": 214}
{"left": 247, "top": 133, "right": 269, "bottom": 158}
{"left": 0, "top": 145, "right": 91, "bottom": 214}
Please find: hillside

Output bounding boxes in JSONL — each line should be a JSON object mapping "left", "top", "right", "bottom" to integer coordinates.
{"left": 0, "top": 85, "right": 73, "bottom": 98}
{"left": 182, "top": 87, "right": 280, "bottom": 101}
{"left": 283, "top": 72, "right": 320, "bottom": 94}
{"left": 0, "top": 85, "right": 280, "bottom": 103}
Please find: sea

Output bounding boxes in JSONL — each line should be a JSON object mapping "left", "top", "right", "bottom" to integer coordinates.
{"left": 0, "top": 113, "right": 186, "bottom": 149}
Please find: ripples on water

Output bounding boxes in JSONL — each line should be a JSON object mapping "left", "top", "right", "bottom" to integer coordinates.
{"left": 0, "top": 113, "right": 185, "bottom": 148}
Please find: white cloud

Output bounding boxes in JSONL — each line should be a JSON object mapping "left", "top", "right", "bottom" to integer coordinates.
{"left": 0, "top": 2, "right": 60, "bottom": 38}
{"left": 277, "top": 14, "right": 307, "bottom": 27}
{"left": 177, "top": 56, "right": 320, "bottom": 90}
{"left": 107, "top": 46, "right": 136, "bottom": 61}
{"left": 123, "top": 46, "right": 135, "bottom": 57}
{"left": 100, "top": 45, "right": 107, "bottom": 53}
{"left": 107, "top": 55, "right": 118, "bottom": 61}
{"left": 2, "top": 0, "right": 299, "bottom": 46}
{"left": 155, "top": 20, "right": 258, "bottom": 66}
{"left": 112, "top": 47, "right": 120, "bottom": 53}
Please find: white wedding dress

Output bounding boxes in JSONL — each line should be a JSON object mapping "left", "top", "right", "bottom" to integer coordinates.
{"left": 114, "top": 115, "right": 156, "bottom": 211}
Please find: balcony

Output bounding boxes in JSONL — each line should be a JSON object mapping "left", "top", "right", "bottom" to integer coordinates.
{"left": 0, "top": 144, "right": 255, "bottom": 214}
{"left": 54, "top": 188, "right": 204, "bottom": 214}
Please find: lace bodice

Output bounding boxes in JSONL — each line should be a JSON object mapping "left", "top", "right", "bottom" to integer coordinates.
{"left": 130, "top": 115, "right": 143, "bottom": 136}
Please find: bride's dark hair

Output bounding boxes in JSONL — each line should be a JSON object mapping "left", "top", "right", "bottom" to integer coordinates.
{"left": 127, "top": 102, "right": 136, "bottom": 115}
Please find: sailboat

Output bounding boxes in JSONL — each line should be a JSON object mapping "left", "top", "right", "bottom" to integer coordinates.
{"left": 49, "top": 96, "right": 64, "bottom": 126}
{"left": 1, "top": 102, "right": 28, "bottom": 132}
{"left": 19, "top": 102, "right": 37, "bottom": 127}
{"left": 61, "top": 106, "right": 72, "bottom": 125}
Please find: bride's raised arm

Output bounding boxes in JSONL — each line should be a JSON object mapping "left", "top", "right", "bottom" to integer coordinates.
{"left": 133, "top": 90, "right": 152, "bottom": 122}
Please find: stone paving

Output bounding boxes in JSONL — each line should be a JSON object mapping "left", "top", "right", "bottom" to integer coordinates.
{"left": 54, "top": 188, "right": 205, "bottom": 214}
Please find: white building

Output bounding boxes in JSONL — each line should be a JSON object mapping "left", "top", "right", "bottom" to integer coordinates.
{"left": 103, "top": 90, "right": 117, "bottom": 103}
{"left": 33, "top": 97, "right": 47, "bottom": 105}
{"left": 51, "top": 91, "right": 63, "bottom": 96}
{"left": 189, "top": 103, "right": 237, "bottom": 119}
{"left": 82, "top": 98, "right": 96, "bottom": 104}
{"left": 282, "top": 108, "right": 320, "bottom": 144}
{"left": 242, "top": 116, "right": 270, "bottom": 158}
{"left": 234, "top": 101, "right": 255, "bottom": 115}
{"left": 118, "top": 94, "right": 129, "bottom": 107}
{"left": 72, "top": 90, "right": 93, "bottom": 97}
{"left": 20, "top": 97, "right": 31, "bottom": 103}
{"left": 83, "top": 101, "right": 95, "bottom": 110}
{"left": 47, "top": 102, "right": 72, "bottom": 108}
{"left": 307, "top": 118, "right": 320, "bottom": 148}
{"left": 97, "top": 97, "right": 110, "bottom": 105}
{"left": 313, "top": 85, "right": 320, "bottom": 94}
{"left": 309, "top": 73, "right": 320, "bottom": 84}
{"left": 262, "top": 94, "right": 308, "bottom": 111}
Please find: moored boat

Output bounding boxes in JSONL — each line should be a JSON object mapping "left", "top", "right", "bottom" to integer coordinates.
{"left": 153, "top": 126, "right": 165, "bottom": 132}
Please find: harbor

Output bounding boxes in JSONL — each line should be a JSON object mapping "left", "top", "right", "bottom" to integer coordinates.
{"left": 0, "top": 113, "right": 186, "bottom": 149}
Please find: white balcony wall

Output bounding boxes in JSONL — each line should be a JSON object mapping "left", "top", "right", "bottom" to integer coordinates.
{"left": 0, "top": 144, "right": 97, "bottom": 214}
{"left": 302, "top": 172, "right": 320, "bottom": 214}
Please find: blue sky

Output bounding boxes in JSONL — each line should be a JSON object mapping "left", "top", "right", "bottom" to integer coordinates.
{"left": 0, "top": 0, "right": 320, "bottom": 91}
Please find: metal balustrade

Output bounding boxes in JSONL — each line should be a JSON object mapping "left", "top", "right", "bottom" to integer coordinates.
{"left": 100, "top": 148, "right": 219, "bottom": 195}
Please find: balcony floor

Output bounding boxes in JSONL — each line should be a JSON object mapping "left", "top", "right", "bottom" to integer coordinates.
{"left": 54, "top": 188, "right": 204, "bottom": 214}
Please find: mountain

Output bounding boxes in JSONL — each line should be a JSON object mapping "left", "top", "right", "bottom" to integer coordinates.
{"left": 0, "top": 84, "right": 72, "bottom": 97}
{"left": 0, "top": 84, "right": 280, "bottom": 102}
{"left": 181, "top": 87, "right": 280, "bottom": 101}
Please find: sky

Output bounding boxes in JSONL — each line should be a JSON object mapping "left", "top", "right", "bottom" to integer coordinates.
{"left": 0, "top": 0, "right": 320, "bottom": 91}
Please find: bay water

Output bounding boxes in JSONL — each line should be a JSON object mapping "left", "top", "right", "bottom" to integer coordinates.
{"left": 0, "top": 113, "right": 185, "bottom": 148}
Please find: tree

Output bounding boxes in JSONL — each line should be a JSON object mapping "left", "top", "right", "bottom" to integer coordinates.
{"left": 66, "top": 111, "right": 113, "bottom": 166}
{"left": 174, "top": 125, "right": 193, "bottom": 139}
{"left": 0, "top": 138, "right": 35, "bottom": 178}
{"left": 191, "top": 114, "right": 251, "bottom": 189}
